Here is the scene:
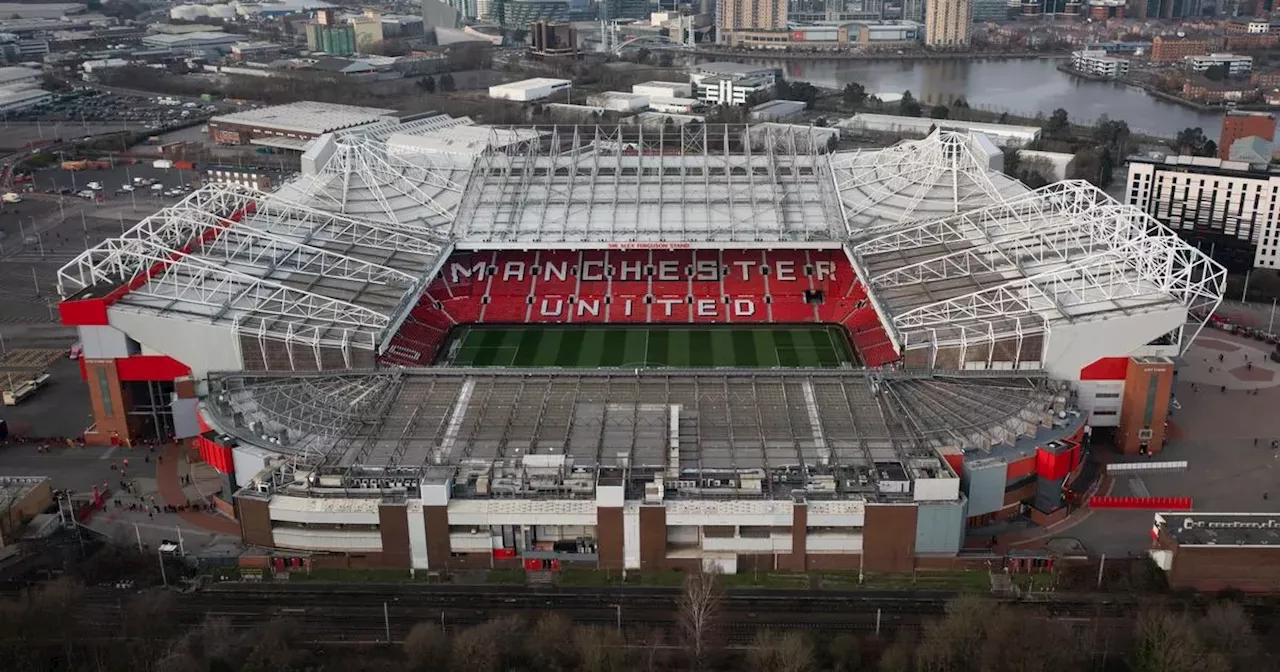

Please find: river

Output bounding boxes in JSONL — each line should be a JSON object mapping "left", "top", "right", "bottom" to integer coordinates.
{"left": 696, "top": 56, "right": 1225, "bottom": 139}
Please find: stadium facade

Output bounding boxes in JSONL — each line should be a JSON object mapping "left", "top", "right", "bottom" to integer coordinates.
{"left": 57, "top": 116, "right": 1225, "bottom": 573}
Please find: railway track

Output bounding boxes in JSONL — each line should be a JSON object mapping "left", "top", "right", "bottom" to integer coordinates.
{"left": 67, "top": 586, "right": 1145, "bottom": 646}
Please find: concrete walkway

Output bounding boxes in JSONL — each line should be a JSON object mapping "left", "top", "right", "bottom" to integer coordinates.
{"left": 155, "top": 443, "right": 239, "bottom": 537}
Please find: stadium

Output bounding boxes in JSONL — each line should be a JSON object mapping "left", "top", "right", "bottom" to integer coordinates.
{"left": 56, "top": 117, "right": 1226, "bottom": 574}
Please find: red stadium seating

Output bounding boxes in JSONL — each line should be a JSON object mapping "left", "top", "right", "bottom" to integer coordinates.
{"left": 377, "top": 248, "right": 903, "bottom": 367}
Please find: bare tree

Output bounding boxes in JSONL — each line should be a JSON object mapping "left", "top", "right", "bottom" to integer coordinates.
{"left": 877, "top": 632, "right": 916, "bottom": 672}
{"left": 678, "top": 569, "right": 723, "bottom": 670}
{"left": 1196, "top": 602, "right": 1261, "bottom": 672}
{"left": 1130, "top": 608, "right": 1230, "bottom": 672}
{"left": 403, "top": 622, "right": 449, "bottom": 671}
{"left": 574, "top": 624, "right": 629, "bottom": 672}
{"left": 450, "top": 617, "right": 523, "bottom": 672}
{"left": 747, "top": 630, "right": 815, "bottom": 672}
{"left": 915, "top": 595, "right": 995, "bottom": 672}
{"left": 524, "top": 613, "right": 577, "bottom": 670}
{"left": 827, "top": 633, "right": 863, "bottom": 672}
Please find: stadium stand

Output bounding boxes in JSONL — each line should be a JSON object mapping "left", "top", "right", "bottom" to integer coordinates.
{"left": 382, "top": 248, "right": 902, "bottom": 366}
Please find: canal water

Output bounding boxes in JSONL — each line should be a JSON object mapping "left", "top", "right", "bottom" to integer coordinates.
{"left": 698, "top": 56, "right": 1224, "bottom": 138}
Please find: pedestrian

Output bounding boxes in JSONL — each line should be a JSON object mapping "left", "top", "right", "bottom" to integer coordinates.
{"left": 158, "top": 454, "right": 162, "bottom": 464}
{"left": 1220, "top": 353, "right": 1225, "bottom": 363}
{"left": 1255, "top": 438, "right": 1259, "bottom": 446}
{"left": 122, "top": 458, "right": 129, "bottom": 468}
{"left": 148, "top": 509, "right": 153, "bottom": 519}
{"left": 1221, "top": 385, "right": 1226, "bottom": 393}
{"left": 110, "top": 462, "right": 116, "bottom": 471}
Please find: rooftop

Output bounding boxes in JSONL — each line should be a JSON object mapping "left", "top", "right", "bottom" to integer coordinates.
{"left": 0, "top": 66, "right": 39, "bottom": 86}
{"left": 693, "top": 61, "right": 778, "bottom": 76}
{"left": 491, "top": 77, "right": 571, "bottom": 91}
{"left": 1159, "top": 512, "right": 1280, "bottom": 547}
{"left": 849, "top": 179, "right": 1224, "bottom": 354}
{"left": 0, "top": 476, "right": 47, "bottom": 513}
{"left": 205, "top": 368, "right": 1061, "bottom": 497}
{"left": 211, "top": 101, "right": 396, "bottom": 136}
{"left": 57, "top": 183, "right": 446, "bottom": 354}
{"left": 142, "top": 31, "right": 240, "bottom": 45}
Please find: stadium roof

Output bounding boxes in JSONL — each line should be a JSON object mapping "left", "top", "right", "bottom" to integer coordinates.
{"left": 289, "top": 120, "right": 848, "bottom": 244}
{"left": 830, "top": 130, "right": 1027, "bottom": 232}
{"left": 848, "top": 180, "right": 1226, "bottom": 356}
{"left": 57, "top": 184, "right": 447, "bottom": 354}
{"left": 58, "top": 120, "right": 1224, "bottom": 369}
{"left": 204, "top": 368, "right": 1062, "bottom": 487}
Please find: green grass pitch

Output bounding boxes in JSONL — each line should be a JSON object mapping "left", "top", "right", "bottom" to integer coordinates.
{"left": 439, "top": 325, "right": 857, "bottom": 368}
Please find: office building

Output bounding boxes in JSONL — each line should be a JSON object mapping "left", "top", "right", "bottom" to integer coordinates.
{"left": 601, "top": 0, "right": 651, "bottom": 19}
{"left": 488, "top": 0, "right": 569, "bottom": 27}
{"left": 1185, "top": 53, "right": 1253, "bottom": 77}
{"left": 1070, "top": 49, "right": 1130, "bottom": 78}
{"left": 924, "top": 0, "right": 971, "bottom": 48}
{"left": 422, "top": 0, "right": 462, "bottom": 28}
{"left": 718, "top": 0, "right": 788, "bottom": 35}
{"left": 1219, "top": 111, "right": 1277, "bottom": 160}
{"left": 1126, "top": 153, "right": 1280, "bottom": 272}
{"left": 530, "top": 21, "right": 580, "bottom": 57}
{"left": 971, "top": 0, "right": 1009, "bottom": 19}
{"left": 690, "top": 62, "right": 777, "bottom": 105}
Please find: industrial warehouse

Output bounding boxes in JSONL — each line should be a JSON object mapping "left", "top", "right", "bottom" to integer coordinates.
{"left": 55, "top": 116, "right": 1226, "bottom": 574}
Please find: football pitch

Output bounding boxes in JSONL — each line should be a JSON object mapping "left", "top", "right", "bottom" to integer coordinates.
{"left": 440, "top": 325, "right": 856, "bottom": 368}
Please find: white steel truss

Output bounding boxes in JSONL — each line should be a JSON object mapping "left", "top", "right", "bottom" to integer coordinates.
{"left": 455, "top": 124, "right": 843, "bottom": 243}
{"left": 296, "top": 129, "right": 468, "bottom": 228}
{"left": 850, "top": 180, "right": 1227, "bottom": 353}
{"left": 57, "top": 184, "right": 450, "bottom": 354}
{"left": 828, "top": 130, "right": 1018, "bottom": 233}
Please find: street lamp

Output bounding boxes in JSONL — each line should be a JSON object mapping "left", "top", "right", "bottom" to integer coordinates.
{"left": 158, "top": 540, "right": 179, "bottom": 587}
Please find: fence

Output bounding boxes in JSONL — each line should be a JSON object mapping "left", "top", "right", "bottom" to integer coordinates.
{"left": 1089, "top": 495, "right": 1192, "bottom": 510}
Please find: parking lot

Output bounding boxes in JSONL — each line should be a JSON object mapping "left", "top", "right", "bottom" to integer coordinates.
{"left": 4, "top": 88, "right": 219, "bottom": 129}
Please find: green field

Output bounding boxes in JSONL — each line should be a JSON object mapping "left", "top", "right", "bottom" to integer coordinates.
{"left": 440, "top": 325, "right": 856, "bottom": 368}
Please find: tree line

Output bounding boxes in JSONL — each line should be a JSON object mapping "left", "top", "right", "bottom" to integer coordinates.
{"left": 0, "top": 570, "right": 1269, "bottom": 672}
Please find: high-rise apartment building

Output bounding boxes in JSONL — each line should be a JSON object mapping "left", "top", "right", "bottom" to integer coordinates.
{"left": 924, "top": 0, "right": 971, "bottom": 47}
{"left": 718, "top": 0, "right": 788, "bottom": 35}
{"left": 1126, "top": 154, "right": 1280, "bottom": 272}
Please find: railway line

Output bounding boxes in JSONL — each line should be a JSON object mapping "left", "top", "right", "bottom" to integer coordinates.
{"left": 66, "top": 584, "right": 1145, "bottom": 646}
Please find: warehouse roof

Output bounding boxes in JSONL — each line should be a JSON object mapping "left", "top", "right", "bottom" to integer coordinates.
{"left": 211, "top": 101, "right": 396, "bottom": 136}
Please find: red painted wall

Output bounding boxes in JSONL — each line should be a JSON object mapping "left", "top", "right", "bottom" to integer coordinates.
{"left": 194, "top": 434, "right": 234, "bottom": 474}
{"left": 1080, "top": 357, "right": 1130, "bottom": 381}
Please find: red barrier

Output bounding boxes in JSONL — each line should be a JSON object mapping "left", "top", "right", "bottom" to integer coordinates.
{"left": 1089, "top": 496, "right": 1192, "bottom": 510}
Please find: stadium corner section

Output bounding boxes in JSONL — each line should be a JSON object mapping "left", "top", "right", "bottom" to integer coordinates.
{"left": 379, "top": 245, "right": 895, "bottom": 369}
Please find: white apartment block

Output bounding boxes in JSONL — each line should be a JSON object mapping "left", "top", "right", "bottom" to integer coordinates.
{"left": 1070, "top": 49, "right": 1130, "bottom": 79}
{"left": 1126, "top": 154, "right": 1280, "bottom": 272}
{"left": 696, "top": 75, "right": 773, "bottom": 105}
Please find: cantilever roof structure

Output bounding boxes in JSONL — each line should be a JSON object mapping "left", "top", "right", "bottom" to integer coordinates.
{"left": 204, "top": 369, "right": 1060, "bottom": 482}
{"left": 287, "top": 118, "right": 848, "bottom": 244}
{"left": 829, "top": 130, "right": 1028, "bottom": 232}
{"left": 57, "top": 183, "right": 447, "bottom": 356}
{"left": 57, "top": 119, "right": 1225, "bottom": 377}
{"left": 848, "top": 180, "right": 1226, "bottom": 357}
